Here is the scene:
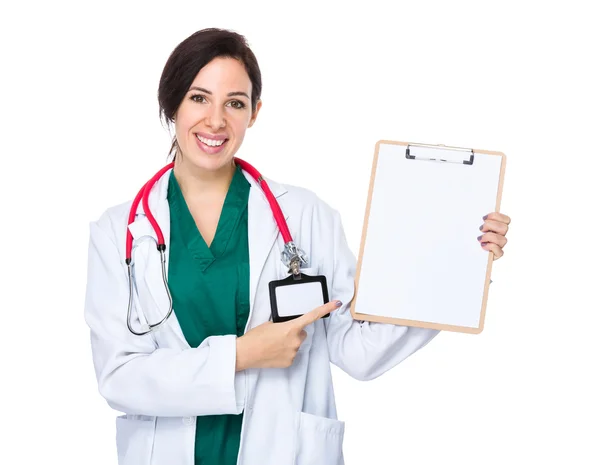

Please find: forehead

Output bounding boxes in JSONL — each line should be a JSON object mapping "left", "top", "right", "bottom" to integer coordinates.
{"left": 190, "top": 57, "right": 252, "bottom": 92}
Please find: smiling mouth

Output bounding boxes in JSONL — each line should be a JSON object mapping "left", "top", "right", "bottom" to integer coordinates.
{"left": 195, "top": 134, "right": 228, "bottom": 146}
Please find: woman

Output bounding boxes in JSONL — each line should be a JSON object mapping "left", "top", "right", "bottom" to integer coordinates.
{"left": 84, "top": 28, "right": 511, "bottom": 465}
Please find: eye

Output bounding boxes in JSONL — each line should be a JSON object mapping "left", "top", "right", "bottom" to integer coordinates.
{"left": 190, "top": 94, "right": 206, "bottom": 103}
{"left": 228, "top": 100, "right": 246, "bottom": 109}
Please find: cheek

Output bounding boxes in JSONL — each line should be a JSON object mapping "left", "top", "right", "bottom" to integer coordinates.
{"left": 175, "top": 104, "right": 205, "bottom": 131}
{"left": 230, "top": 119, "right": 250, "bottom": 141}
{"left": 175, "top": 117, "right": 195, "bottom": 138}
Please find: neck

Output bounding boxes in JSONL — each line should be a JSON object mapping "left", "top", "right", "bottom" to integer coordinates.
{"left": 173, "top": 155, "right": 236, "bottom": 202}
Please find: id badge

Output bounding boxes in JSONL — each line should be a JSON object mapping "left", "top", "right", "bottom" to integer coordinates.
{"left": 268, "top": 271, "right": 330, "bottom": 323}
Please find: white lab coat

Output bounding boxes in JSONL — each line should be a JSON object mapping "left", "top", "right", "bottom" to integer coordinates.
{"left": 84, "top": 167, "right": 440, "bottom": 465}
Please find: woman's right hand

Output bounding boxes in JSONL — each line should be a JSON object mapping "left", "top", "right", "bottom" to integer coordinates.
{"left": 235, "top": 300, "right": 342, "bottom": 371}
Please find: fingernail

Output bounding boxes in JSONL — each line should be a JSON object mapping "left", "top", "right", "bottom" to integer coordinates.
{"left": 335, "top": 301, "right": 343, "bottom": 307}
{"left": 477, "top": 235, "right": 483, "bottom": 241}
{"left": 479, "top": 225, "right": 483, "bottom": 230}
{"left": 483, "top": 215, "right": 488, "bottom": 220}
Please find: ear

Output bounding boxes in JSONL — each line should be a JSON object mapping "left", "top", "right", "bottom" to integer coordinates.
{"left": 248, "top": 99, "right": 262, "bottom": 128}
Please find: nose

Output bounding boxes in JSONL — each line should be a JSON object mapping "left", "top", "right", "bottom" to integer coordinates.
{"left": 206, "top": 104, "right": 226, "bottom": 130}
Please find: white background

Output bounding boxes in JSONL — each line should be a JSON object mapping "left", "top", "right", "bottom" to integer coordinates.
{"left": 2, "top": 1, "right": 599, "bottom": 464}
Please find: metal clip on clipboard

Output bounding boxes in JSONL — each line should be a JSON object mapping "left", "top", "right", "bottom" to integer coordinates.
{"left": 406, "top": 143, "right": 475, "bottom": 165}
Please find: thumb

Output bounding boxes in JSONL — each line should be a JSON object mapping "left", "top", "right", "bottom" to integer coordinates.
{"left": 293, "top": 300, "right": 342, "bottom": 328}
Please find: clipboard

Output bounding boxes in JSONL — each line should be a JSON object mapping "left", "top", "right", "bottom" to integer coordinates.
{"left": 349, "top": 140, "right": 506, "bottom": 334}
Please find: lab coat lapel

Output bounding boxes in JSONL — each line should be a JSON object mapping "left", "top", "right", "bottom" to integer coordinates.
{"left": 128, "top": 168, "right": 189, "bottom": 348}
{"left": 152, "top": 173, "right": 192, "bottom": 345}
{"left": 242, "top": 170, "right": 289, "bottom": 327}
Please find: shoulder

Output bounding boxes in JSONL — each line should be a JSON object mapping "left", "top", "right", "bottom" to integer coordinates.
{"left": 275, "top": 179, "right": 338, "bottom": 218}
{"left": 273, "top": 180, "right": 351, "bottom": 272}
{"left": 89, "top": 199, "right": 132, "bottom": 243}
{"left": 271, "top": 178, "right": 342, "bottom": 234}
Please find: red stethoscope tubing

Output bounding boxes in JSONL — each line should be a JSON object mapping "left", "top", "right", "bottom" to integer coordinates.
{"left": 125, "top": 157, "right": 292, "bottom": 262}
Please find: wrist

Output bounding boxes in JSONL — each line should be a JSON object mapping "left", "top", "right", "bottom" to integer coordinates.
{"left": 235, "top": 336, "right": 248, "bottom": 372}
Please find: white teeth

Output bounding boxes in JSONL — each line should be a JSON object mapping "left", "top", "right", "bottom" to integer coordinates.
{"left": 196, "top": 134, "right": 225, "bottom": 146}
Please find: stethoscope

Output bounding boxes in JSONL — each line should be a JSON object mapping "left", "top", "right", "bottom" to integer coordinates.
{"left": 125, "top": 157, "right": 308, "bottom": 336}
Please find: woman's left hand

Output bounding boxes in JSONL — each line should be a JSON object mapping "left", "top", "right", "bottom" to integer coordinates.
{"left": 478, "top": 212, "right": 511, "bottom": 260}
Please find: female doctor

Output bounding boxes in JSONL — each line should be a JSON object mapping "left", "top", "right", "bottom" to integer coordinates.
{"left": 84, "top": 28, "right": 511, "bottom": 465}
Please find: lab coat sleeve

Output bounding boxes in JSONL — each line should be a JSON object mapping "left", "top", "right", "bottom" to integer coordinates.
{"left": 84, "top": 214, "right": 245, "bottom": 417}
{"left": 323, "top": 207, "right": 440, "bottom": 381}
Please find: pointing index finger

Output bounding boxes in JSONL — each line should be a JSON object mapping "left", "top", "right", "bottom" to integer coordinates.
{"left": 292, "top": 300, "right": 342, "bottom": 328}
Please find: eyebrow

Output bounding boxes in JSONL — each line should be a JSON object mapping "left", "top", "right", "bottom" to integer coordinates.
{"left": 188, "top": 86, "right": 250, "bottom": 100}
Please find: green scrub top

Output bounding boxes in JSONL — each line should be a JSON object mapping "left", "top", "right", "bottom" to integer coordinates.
{"left": 167, "top": 165, "right": 251, "bottom": 465}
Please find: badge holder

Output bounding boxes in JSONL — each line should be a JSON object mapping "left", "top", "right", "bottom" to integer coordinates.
{"left": 269, "top": 242, "right": 330, "bottom": 323}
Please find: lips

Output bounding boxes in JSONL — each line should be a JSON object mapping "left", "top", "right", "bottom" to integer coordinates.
{"left": 196, "top": 134, "right": 227, "bottom": 147}
{"left": 194, "top": 133, "right": 229, "bottom": 154}
{"left": 195, "top": 131, "right": 228, "bottom": 141}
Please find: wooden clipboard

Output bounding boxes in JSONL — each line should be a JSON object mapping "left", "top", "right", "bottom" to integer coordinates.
{"left": 349, "top": 140, "right": 506, "bottom": 334}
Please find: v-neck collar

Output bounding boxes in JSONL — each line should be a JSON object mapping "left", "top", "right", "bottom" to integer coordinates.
{"left": 167, "top": 165, "right": 250, "bottom": 268}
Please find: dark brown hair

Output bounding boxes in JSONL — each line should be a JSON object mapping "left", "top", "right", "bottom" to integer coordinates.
{"left": 157, "top": 28, "right": 262, "bottom": 160}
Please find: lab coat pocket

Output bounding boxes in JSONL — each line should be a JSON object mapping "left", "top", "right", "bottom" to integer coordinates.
{"left": 116, "top": 414, "right": 156, "bottom": 465}
{"left": 294, "top": 411, "right": 345, "bottom": 465}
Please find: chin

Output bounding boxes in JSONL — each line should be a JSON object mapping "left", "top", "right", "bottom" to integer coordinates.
{"left": 186, "top": 149, "right": 234, "bottom": 171}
